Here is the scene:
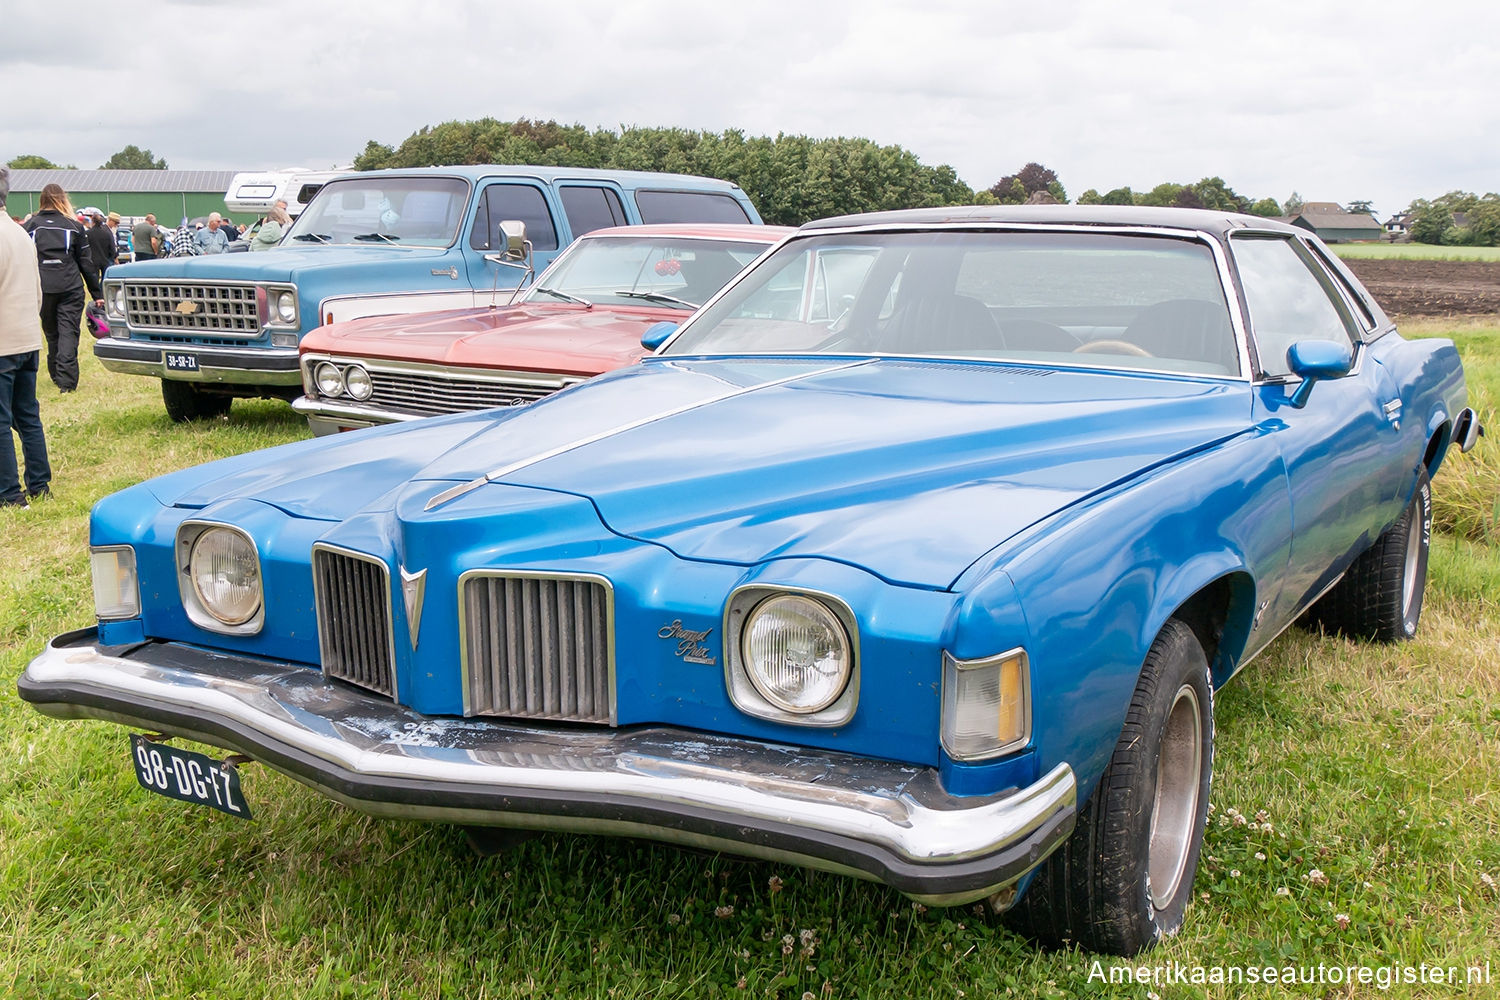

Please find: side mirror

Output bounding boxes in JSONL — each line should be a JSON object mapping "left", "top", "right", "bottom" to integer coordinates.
{"left": 640, "top": 321, "right": 678, "bottom": 352}
{"left": 498, "top": 219, "right": 527, "bottom": 259}
{"left": 1286, "top": 340, "right": 1354, "bottom": 408}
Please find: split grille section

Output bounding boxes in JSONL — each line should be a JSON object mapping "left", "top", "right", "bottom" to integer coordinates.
{"left": 362, "top": 369, "right": 577, "bottom": 418}
{"left": 123, "top": 282, "right": 260, "bottom": 335}
{"left": 313, "top": 547, "right": 396, "bottom": 698}
{"left": 463, "top": 575, "right": 613, "bottom": 724}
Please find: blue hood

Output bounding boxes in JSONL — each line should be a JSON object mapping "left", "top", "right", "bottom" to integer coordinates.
{"left": 110, "top": 244, "right": 452, "bottom": 283}
{"left": 414, "top": 358, "right": 1254, "bottom": 589}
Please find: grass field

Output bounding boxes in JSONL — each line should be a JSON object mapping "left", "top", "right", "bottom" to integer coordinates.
{"left": 1334, "top": 243, "right": 1500, "bottom": 262}
{"left": 2, "top": 324, "right": 1498, "bottom": 998}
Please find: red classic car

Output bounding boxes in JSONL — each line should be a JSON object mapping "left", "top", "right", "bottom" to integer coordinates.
{"left": 292, "top": 223, "right": 790, "bottom": 434}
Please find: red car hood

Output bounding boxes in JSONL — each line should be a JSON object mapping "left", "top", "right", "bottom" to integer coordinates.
{"left": 302, "top": 302, "right": 683, "bottom": 375}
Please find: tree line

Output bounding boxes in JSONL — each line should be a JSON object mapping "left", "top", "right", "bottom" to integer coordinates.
{"left": 1404, "top": 192, "right": 1500, "bottom": 247}
{"left": 7, "top": 146, "right": 169, "bottom": 171}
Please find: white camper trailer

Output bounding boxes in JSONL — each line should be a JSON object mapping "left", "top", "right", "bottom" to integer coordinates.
{"left": 224, "top": 169, "right": 351, "bottom": 219}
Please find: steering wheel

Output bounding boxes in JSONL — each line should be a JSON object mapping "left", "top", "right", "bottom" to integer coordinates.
{"left": 1073, "top": 339, "right": 1153, "bottom": 358}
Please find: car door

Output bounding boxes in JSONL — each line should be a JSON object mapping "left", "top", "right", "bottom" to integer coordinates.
{"left": 461, "top": 180, "right": 567, "bottom": 302}
{"left": 1234, "top": 233, "right": 1409, "bottom": 625}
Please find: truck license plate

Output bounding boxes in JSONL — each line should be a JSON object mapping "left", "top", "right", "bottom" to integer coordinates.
{"left": 130, "top": 734, "right": 252, "bottom": 819}
{"left": 165, "top": 352, "right": 200, "bottom": 372}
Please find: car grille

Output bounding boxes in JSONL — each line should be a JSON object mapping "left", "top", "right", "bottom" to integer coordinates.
{"left": 364, "top": 369, "right": 578, "bottom": 417}
{"left": 463, "top": 574, "right": 613, "bottom": 724}
{"left": 124, "top": 282, "right": 260, "bottom": 336}
{"left": 313, "top": 547, "right": 396, "bottom": 698}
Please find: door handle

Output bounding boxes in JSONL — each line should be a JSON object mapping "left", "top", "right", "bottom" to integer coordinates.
{"left": 1382, "top": 398, "right": 1402, "bottom": 429}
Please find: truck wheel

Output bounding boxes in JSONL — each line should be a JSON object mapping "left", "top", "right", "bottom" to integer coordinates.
{"left": 1006, "top": 618, "right": 1213, "bottom": 955}
{"left": 161, "top": 380, "right": 232, "bottom": 422}
{"left": 1309, "top": 469, "right": 1431, "bottom": 642}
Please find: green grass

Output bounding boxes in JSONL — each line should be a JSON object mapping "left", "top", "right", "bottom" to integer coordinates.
{"left": 1334, "top": 243, "right": 1500, "bottom": 262}
{"left": 3, "top": 331, "right": 1500, "bottom": 998}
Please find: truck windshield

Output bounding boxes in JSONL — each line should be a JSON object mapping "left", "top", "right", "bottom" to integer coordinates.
{"left": 284, "top": 177, "right": 469, "bottom": 247}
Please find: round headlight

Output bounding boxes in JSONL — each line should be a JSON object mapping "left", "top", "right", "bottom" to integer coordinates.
{"left": 314, "top": 361, "right": 345, "bottom": 397}
{"left": 275, "top": 290, "right": 297, "bottom": 323}
{"left": 189, "top": 528, "right": 261, "bottom": 625}
{"left": 741, "top": 594, "right": 851, "bottom": 714}
{"left": 343, "top": 364, "right": 373, "bottom": 400}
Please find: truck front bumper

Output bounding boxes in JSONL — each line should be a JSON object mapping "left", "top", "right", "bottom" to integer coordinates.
{"left": 94, "top": 338, "right": 301, "bottom": 387}
{"left": 21, "top": 629, "right": 1076, "bottom": 906}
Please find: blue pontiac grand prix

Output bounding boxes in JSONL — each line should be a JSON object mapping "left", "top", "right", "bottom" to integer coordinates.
{"left": 22, "top": 206, "right": 1480, "bottom": 955}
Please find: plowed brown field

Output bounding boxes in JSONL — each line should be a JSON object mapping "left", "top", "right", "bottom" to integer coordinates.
{"left": 1343, "top": 259, "right": 1500, "bottom": 317}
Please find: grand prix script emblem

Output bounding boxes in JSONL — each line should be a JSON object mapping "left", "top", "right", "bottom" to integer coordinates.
{"left": 658, "top": 619, "right": 716, "bottom": 665}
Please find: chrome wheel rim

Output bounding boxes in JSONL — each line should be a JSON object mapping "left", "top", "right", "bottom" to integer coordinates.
{"left": 1401, "top": 517, "right": 1423, "bottom": 618}
{"left": 1148, "top": 684, "right": 1202, "bottom": 911}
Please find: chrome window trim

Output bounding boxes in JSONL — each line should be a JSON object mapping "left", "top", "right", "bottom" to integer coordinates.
{"left": 456, "top": 569, "right": 617, "bottom": 725}
{"left": 722, "top": 584, "right": 860, "bottom": 728}
{"left": 175, "top": 521, "right": 265, "bottom": 636}
{"left": 656, "top": 222, "right": 1256, "bottom": 382}
{"left": 940, "top": 647, "right": 1032, "bottom": 761}
{"left": 311, "top": 542, "right": 399, "bottom": 701}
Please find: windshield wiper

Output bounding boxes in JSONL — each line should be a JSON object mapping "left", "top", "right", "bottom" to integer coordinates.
{"left": 531, "top": 286, "right": 593, "bottom": 307}
{"left": 613, "top": 290, "right": 699, "bottom": 309}
{"left": 291, "top": 233, "right": 331, "bottom": 243}
{"left": 353, "top": 233, "right": 400, "bottom": 243}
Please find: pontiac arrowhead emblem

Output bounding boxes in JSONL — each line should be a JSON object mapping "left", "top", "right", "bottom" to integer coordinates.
{"left": 175, "top": 300, "right": 198, "bottom": 315}
{"left": 401, "top": 567, "right": 427, "bottom": 649}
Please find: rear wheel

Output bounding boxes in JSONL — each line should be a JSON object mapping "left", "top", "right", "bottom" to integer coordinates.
{"left": 1309, "top": 469, "right": 1431, "bottom": 642}
{"left": 161, "top": 379, "right": 232, "bottom": 422}
{"left": 1006, "top": 618, "right": 1213, "bottom": 955}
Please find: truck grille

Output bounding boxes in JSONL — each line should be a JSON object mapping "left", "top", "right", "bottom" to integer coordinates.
{"left": 124, "top": 282, "right": 260, "bottom": 336}
{"left": 313, "top": 546, "right": 396, "bottom": 698}
{"left": 462, "top": 574, "right": 613, "bottom": 724}
{"left": 365, "top": 369, "right": 578, "bottom": 417}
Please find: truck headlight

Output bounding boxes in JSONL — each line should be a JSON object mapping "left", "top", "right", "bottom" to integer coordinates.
{"left": 90, "top": 546, "right": 140, "bottom": 619}
{"left": 742, "top": 594, "right": 851, "bottom": 714}
{"left": 275, "top": 290, "right": 297, "bottom": 324}
{"left": 105, "top": 283, "right": 126, "bottom": 319}
{"left": 941, "top": 648, "right": 1030, "bottom": 760}
{"left": 177, "top": 524, "right": 263, "bottom": 633}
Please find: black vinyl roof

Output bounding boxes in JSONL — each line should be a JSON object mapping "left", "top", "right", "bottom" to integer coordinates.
{"left": 799, "top": 204, "right": 1302, "bottom": 237}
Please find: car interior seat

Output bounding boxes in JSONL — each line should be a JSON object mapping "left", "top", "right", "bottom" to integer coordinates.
{"left": 1121, "top": 298, "right": 1237, "bottom": 371}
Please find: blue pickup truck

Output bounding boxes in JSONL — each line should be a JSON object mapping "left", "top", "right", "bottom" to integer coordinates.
{"left": 96, "top": 165, "right": 762, "bottom": 420}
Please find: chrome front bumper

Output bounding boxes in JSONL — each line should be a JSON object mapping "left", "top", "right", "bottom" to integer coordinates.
{"left": 94, "top": 337, "right": 301, "bottom": 386}
{"left": 21, "top": 629, "right": 1076, "bottom": 905}
{"left": 290, "top": 395, "right": 403, "bottom": 436}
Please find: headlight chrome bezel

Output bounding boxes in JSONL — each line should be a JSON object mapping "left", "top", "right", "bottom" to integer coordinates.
{"left": 724, "top": 586, "right": 858, "bottom": 727}
{"left": 263, "top": 285, "right": 299, "bottom": 329}
{"left": 175, "top": 522, "right": 265, "bottom": 635}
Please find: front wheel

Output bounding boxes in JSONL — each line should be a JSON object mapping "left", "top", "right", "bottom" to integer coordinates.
{"left": 1309, "top": 469, "right": 1431, "bottom": 642}
{"left": 1006, "top": 618, "right": 1213, "bottom": 955}
{"left": 161, "top": 379, "right": 232, "bottom": 422}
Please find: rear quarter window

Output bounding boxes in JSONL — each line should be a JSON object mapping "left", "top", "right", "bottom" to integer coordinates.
{"left": 635, "top": 190, "right": 750, "bottom": 224}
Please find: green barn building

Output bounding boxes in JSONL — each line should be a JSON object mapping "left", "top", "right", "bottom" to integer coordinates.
{"left": 3, "top": 168, "right": 238, "bottom": 225}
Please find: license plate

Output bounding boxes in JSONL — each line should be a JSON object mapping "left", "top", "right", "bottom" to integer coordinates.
{"left": 164, "top": 352, "right": 199, "bottom": 372}
{"left": 130, "top": 734, "right": 252, "bottom": 819}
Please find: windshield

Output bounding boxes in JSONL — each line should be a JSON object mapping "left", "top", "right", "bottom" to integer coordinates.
{"left": 283, "top": 176, "right": 469, "bottom": 247}
{"left": 664, "top": 230, "right": 1240, "bottom": 376}
{"left": 523, "top": 235, "right": 769, "bottom": 310}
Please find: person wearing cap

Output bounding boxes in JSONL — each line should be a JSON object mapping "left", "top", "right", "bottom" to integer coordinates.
{"left": 0, "top": 167, "right": 52, "bottom": 508}
{"left": 85, "top": 210, "right": 116, "bottom": 288}
{"left": 105, "top": 211, "right": 125, "bottom": 264}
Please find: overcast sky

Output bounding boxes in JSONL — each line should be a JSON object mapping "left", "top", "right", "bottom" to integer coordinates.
{"left": 4, "top": 0, "right": 1496, "bottom": 220}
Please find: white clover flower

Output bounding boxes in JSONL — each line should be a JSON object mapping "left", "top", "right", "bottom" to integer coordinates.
{"left": 715, "top": 905, "right": 734, "bottom": 919}
{"left": 1335, "top": 913, "right": 1351, "bottom": 930}
{"left": 1255, "top": 852, "right": 1267, "bottom": 861}
{"left": 1276, "top": 887, "right": 1291, "bottom": 897}
{"left": 1305, "top": 869, "right": 1329, "bottom": 886}
{"left": 1230, "top": 869, "right": 1241, "bottom": 878}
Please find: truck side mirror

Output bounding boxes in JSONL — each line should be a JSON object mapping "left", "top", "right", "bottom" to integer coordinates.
{"left": 498, "top": 220, "right": 528, "bottom": 260}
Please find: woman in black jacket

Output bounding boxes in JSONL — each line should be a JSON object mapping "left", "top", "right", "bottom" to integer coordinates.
{"left": 22, "top": 183, "right": 102, "bottom": 392}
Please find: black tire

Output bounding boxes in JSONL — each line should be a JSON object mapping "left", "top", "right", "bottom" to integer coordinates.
{"left": 161, "top": 379, "right": 232, "bottom": 422}
{"left": 460, "top": 826, "right": 538, "bottom": 857}
{"left": 1309, "top": 469, "right": 1431, "bottom": 642}
{"left": 1006, "top": 618, "right": 1213, "bottom": 955}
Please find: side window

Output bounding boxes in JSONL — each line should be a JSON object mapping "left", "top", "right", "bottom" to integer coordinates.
{"left": 1304, "top": 240, "right": 1377, "bottom": 332}
{"left": 635, "top": 190, "right": 750, "bottom": 224}
{"left": 560, "top": 186, "right": 628, "bottom": 237}
{"left": 470, "top": 184, "right": 558, "bottom": 252}
{"left": 1232, "top": 236, "right": 1355, "bottom": 377}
